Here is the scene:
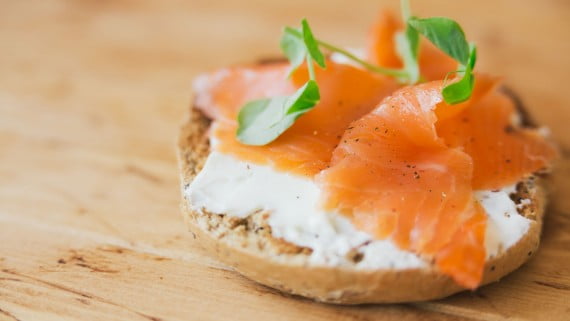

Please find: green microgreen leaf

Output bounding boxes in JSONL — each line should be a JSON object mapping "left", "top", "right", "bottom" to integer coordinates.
{"left": 408, "top": 17, "right": 470, "bottom": 65}
{"left": 236, "top": 80, "right": 320, "bottom": 145}
{"left": 287, "top": 79, "right": 320, "bottom": 114}
{"left": 301, "top": 19, "right": 326, "bottom": 68}
{"left": 239, "top": 20, "right": 324, "bottom": 146}
{"left": 466, "top": 43, "right": 477, "bottom": 70}
{"left": 280, "top": 27, "right": 306, "bottom": 76}
{"left": 442, "top": 44, "right": 477, "bottom": 104}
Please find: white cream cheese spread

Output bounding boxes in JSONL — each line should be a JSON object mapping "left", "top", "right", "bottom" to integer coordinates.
{"left": 186, "top": 151, "right": 531, "bottom": 268}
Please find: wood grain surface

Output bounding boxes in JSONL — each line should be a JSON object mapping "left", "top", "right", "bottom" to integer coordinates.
{"left": 1, "top": 0, "right": 569, "bottom": 320}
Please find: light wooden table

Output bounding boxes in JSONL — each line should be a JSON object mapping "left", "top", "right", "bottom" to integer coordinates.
{"left": 1, "top": 1, "right": 569, "bottom": 320}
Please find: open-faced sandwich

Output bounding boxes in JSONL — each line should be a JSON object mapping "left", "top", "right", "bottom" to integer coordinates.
{"left": 178, "top": 1, "right": 557, "bottom": 303}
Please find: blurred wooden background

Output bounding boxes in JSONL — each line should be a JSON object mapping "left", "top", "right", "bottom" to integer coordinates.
{"left": 0, "top": 0, "right": 569, "bottom": 320}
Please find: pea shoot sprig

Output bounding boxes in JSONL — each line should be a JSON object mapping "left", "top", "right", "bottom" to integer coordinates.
{"left": 237, "top": 0, "right": 477, "bottom": 146}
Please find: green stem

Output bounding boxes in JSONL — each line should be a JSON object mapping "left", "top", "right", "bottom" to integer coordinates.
{"left": 284, "top": 27, "right": 408, "bottom": 79}
{"left": 306, "top": 55, "right": 316, "bottom": 80}
{"left": 318, "top": 41, "right": 408, "bottom": 78}
{"left": 401, "top": 0, "right": 411, "bottom": 22}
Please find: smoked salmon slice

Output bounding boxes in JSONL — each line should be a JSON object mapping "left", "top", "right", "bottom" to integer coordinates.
{"left": 436, "top": 201, "right": 487, "bottom": 289}
{"left": 195, "top": 61, "right": 398, "bottom": 176}
{"left": 193, "top": 63, "right": 295, "bottom": 121}
{"left": 315, "top": 81, "right": 486, "bottom": 288}
{"left": 436, "top": 77, "right": 558, "bottom": 189}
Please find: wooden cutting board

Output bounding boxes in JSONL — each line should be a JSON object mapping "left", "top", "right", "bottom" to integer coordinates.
{"left": 1, "top": 0, "right": 569, "bottom": 320}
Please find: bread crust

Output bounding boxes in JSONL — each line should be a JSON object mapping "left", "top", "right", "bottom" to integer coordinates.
{"left": 177, "top": 106, "right": 547, "bottom": 304}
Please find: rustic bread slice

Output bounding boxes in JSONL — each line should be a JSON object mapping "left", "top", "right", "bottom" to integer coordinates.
{"left": 177, "top": 105, "right": 547, "bottom": 304}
